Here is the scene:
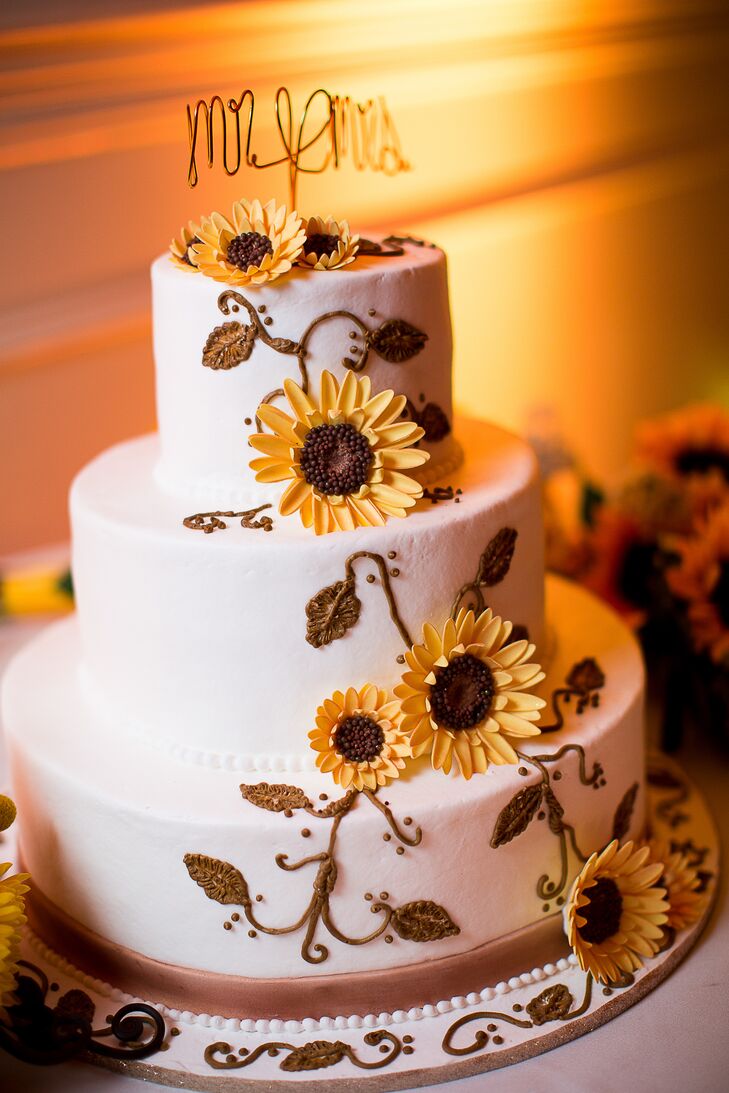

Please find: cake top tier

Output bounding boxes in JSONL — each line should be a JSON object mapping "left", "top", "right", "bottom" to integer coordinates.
{"left": 152, "top": 232, "right": 457, "bottom": 509}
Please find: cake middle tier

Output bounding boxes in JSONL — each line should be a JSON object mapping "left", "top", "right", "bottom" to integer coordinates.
{"left": 70, "top": 419, "right": 545, "bottom": 765}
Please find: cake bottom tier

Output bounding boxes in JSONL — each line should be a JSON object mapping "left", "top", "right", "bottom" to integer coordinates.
{"left": 3, "top": 576, "right": 646, "bottom": 1022}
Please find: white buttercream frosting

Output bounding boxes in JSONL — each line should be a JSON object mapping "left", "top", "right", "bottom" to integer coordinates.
{"left": 4, "top": 576, "right": 645, "bottom": 982}
{"left": 69, "top": 418, "right": 545, "bottom": 758}
{"left": 152, "top": 237, "right": 457, "bottom": 504}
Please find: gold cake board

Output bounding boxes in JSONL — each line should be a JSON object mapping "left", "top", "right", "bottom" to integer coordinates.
{"left": 7, "top": 754, "right": 720, "bottom": 1091}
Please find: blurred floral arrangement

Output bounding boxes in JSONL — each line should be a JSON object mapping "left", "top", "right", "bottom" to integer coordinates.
{"left": 539, "top": 403, "right": 729, "bottom": 749}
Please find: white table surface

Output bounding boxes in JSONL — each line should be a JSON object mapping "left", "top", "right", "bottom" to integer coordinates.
{"left": 0, "top": 617, "right": 727, "bottom": 1093}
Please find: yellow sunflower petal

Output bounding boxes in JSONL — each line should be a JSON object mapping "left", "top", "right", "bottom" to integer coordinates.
{"left": 284, "top": 378, "right": 317, "bottom": 423}
{"left": 248, "top": 434, "right": 294, "bottom": 459}
{"left": 319, "top": 371, "right": 339, "bottom": 414}
{"left": 280, "top": 477, "right": 312, "bottom": 515}
{"left": 257, "top": 404, "right": 301, "bottom": 446}
{"left": 249, "top": 458, "right": 294, "bottom": 483}
{"left": 337, "top": 370, "right": 359, "bottom": 415}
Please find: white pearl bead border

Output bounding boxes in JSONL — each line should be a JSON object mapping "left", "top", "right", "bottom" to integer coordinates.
{"left": 26, "top": 926, "right": 578, "bottom": 1035}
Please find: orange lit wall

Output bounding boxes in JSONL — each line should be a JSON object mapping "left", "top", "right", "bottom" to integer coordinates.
{"left": 2, "top": 0, "right": 729, "bottom": 552}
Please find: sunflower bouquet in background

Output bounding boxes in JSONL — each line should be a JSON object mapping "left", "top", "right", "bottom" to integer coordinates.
{"left": 541, "top": 403, "right": 729, "bottom": 749}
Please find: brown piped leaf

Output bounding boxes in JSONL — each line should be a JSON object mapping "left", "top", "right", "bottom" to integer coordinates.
{"left": 612, "top": 782, "right": 639, "bottom": 842}
{"left": 646, "top": 767, "right": 684, "bottom": 790}
{"left": 566, "top": 658, "right": 605, "bottom": 695}
{"left": 418, "top": 403, "right": 451, "bottom": 442}
{"left": 183, "top": 853, "right": 251, "bottom": 906}
{"left": 202, "top": 322, "right": 256, "bottom": 370}
{"left": 526, "top": 983, "right": 573, "bottom": 1025}
{"left": 266, "top": 337, "right": 298, "bottom": 354}
{"left": 306, "top": 577, "right": 361, "bottom": 648}
{"left": 543, "top": 787, "right": 565, "bottom": 835}
{"left": 476, "top": 527, "right": 518, "bottom": 587}
{"left": 391, "top": 900, "right": 460, "bottom": 942}
{"left": 369, "top": 319, "right": 428, "bottom": 363}
{"left": 312, "top": 789, "right": 358, "bottom": 818}
{"left": 240, "top": 782, "right": 312, "bottom": 812}
{"left": 490, "top": 784, "right": 542, "bottom": 848}
{"left": 55, "top": 989, "right": 95, "bottom": 1025}
{"left": 280, "top": 1040, "right": 348, "bottom": 1072}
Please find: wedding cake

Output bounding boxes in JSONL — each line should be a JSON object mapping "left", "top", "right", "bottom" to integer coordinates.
{"left": 2, "top": 201, "right": 652, "bottom": 1036}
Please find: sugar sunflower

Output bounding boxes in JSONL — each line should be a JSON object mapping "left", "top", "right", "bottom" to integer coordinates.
{"left": 636, "top": 403, "right": 729, "bottom": 490}
{"left": 249, "top": 371, "right": 428, "bottom": 534}
{"left": 394, "top": 609, "right": 546, "bottom": 779}
{"left": 169, "top": 220, "right": 202, "bottom": 271}
{"left": 565, "top": 839, "right": 668, "bottom": 984}
{"left": 297, "top": 216, "right": 359, "bottom": 270}
{"left": 191, "top": 198, "right": 305, "bottom": 286}
{"left": 0, "top": 860, "right": 29, "bottom": 1023}
{"left": 666, "top": 500, "right": 729, "bottom": 665}
{"left": 309, "top": 684, "right": 412, "bottom": 791}
{"left": 637, "top": 839, "right": 705, "bottom": 931}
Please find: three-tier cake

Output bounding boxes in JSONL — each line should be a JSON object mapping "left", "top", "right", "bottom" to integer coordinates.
{"left": 2, "top": 205, "right": 651, "bottom": 1042}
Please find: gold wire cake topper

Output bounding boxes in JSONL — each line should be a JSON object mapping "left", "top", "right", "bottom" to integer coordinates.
{"left": 186, "top": 86, "right": 410, "bottom": 208}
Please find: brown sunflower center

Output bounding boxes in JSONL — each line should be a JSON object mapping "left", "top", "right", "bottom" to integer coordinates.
{"left": 577, "top": 877, "right": 623, "bottom": 945}
{"left": 674, "top": 446, "right": 729, "bottom": 483}
{"left": 226, "top": 231, "right": 273, "bottom": 270}
{"left": 334, "top": 715, "right": 385, "bottom": 763}
{"left": 711, "top": 561, "right": 729, "bottom": 628}
{"left": 304, "top": 233, "right": 340, "bottom": 259}
{"left": 429, "top": 653, "right": 495, "bottom": 731}
{"left": 299, "top": 423, "right": 373, "bottom": 496}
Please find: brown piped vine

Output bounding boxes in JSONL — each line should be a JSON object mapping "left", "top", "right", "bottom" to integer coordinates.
{"left": 442, "top": 975, "right": 594, "bottom": 1056}
{"left": 306, "top": 551, "right": 412, "bottom": 650}
{"left": 646, "top": 763, "right": 690, "bottom": 829}
{"left": 184, "top": 782, "right": 459, "bottom": 966}
{"left": 538, "top": 658, "right": 605, "bottom": 733}
{"left": 204, "top": 1029, "right": 413, "bottom": 1073}
{"left": 491, "top": 745, "right": 607, "bottom": 905}
{"left": 183, "top": 505, "right": 274, "bottom": 533}
{"left": 306, "top": 527, "right": 518, "bottom": 654}
{"left": 203, "top": 289, "right": 428, "bottom": 418}
{"left": 423, "top": 486, "right": 462, "bottom": 505}
{"left": 451, "top": 527, "right": 518, "bottom": 617}
{"left": 491, "top": 744, "right": 644, "bottom": 908}
{"left": 358, "top": 234, "right": 437, "bottom": 257}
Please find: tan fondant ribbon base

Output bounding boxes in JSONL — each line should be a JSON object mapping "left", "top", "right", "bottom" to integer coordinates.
{"left": 25, "top": 883, "right": 570, "bottom": 1022}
